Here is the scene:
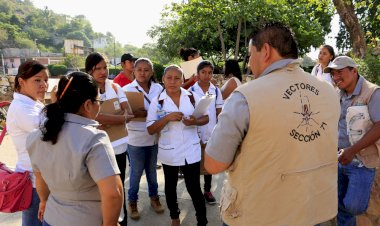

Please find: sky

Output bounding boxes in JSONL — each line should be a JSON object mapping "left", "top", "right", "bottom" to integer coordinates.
{"left": 32, "top": 0, "right": 176, "bottom": 48}
{"left": 31, "top": 0, "right": 339, "bottom": 61}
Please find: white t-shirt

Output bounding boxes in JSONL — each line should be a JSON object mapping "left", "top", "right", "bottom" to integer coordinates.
{"left": 99, "top": 79, "right": 128, "bottom": 154}
{"left": 311, "top": 63, "right": 334, "bottom": 86}
{"left": 146, "top": 88, "right": 204, "bottom": 166}
{"left": 189, "top": 82, "right": 223, "bottom": 143}
{"left": 221, "top": 77, "right": 242, "bottom": 92}
{"left": 6, "top": 92, "right": 44, "bottom": 187}
{"left": 123, "top": 80, "right": 163, "bottom": 147}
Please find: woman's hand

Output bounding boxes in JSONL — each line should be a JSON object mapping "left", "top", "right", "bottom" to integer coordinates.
{"left": 165, "top": 112, "right": 184, "bottom": 122}
{"left": 182, "top": 115, "right": 197, "bottom": 126}
{"left": 133, "top": 107, "right": 147, "bottom": 118}
{"left": 38, "top": 201, "right": 46, "bottom": 222}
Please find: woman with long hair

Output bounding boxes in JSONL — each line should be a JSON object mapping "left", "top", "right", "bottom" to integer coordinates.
{"left": 7, "top": 60, "right": 48, "bottom": 226}
{"left": 311, "top": 45, "right": 335, "bottom": 86}
{"left": 27, "top": 72, "right": 123, "bottom": 226}
{"left": 221, "top": 59, "right": 243, "bottom": 100}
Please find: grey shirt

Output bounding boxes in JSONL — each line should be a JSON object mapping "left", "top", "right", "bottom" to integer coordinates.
{"left": 27, "top": 113, "right": 120, "bottom": 226}
{"left": 338, "top": 76, "right": 380, "bottom": 149}
{"left": 206, "top": 59, "right": 295, "bottom": 164}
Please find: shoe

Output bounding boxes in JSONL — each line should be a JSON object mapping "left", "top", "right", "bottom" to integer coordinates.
{"left": 128, "top": 201, "right": 140, "bottom": 220}
{"left": 171, "top": 218, "right": 180, "bottom": 226}
{"left": 178, "top": 171, "right": 184, "bottom": 179}
{"left": 150, "top": 196, "right": 165, "bottom": 214}
{"left": 204, "top": 191, "right": 216, "bottom": 205}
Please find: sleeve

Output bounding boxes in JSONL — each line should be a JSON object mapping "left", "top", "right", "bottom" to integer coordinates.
{"left": 86, "top": 132, "right": 120, "bottom": 182}
{"left": 368, "top": 89, "right": 380, "bottom": 122}
{"left": 215, "top": 87, "right": 224, "bottom": 109}
{"left": 26, "top": 131, "right": 41, "bottom": 172}
{"left": 115, "top": 83, "right": 128, "bottom": 103}
{"left": 311, "top": 65, "right": 318, "bottom": 76}
{"left": 14, "top": 104, "right": 42, "bottom": 133}
{"left": 205, "top": 91, "right": 250, "bottom": 164}
{"left": 146, "top": 98, "right": 159, "bottom": 127}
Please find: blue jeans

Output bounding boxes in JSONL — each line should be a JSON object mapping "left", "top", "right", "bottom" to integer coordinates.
{"left": 42, "top": 220, "right": 51, "bottom": 226}
{"left": 127, "top": 144, "right": 159, "bottom": 201}
{"left": 337, "top": 162, "right": 375, "bottom": 226}
{"left": 22, "top": 188, "right": 42, "bottom": 226}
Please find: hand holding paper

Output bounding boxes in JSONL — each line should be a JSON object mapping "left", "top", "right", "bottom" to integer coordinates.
{"left": 192, "top": 94, "right": 215, "bottom": 118}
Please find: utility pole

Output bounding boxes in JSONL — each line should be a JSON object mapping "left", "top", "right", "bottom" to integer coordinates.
{"left": 113, "top": 38, "right": 116, "bottom": 69}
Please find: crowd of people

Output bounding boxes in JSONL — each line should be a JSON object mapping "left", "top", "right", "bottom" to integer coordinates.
{"left": 5, "top": 21, "right": 379, "bottom": 226}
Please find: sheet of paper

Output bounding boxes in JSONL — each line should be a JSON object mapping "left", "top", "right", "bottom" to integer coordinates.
{"left": 180, "top": 57, "right": 203, "bottom": 79}
{"left": 44, "top": 78, "right": 60, "bottom": 101}
{"left": 99, "top": 98, "right": 128, "bottom": 141}
{"left": 125, "top": 91, "right": 146, "bottom": 122}
{"left": 193, "top": 94, "right": 215, "bottom": 118}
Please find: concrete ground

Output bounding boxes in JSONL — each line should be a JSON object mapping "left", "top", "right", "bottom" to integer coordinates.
{"left": 0, "top": 134, "right": 225, "bottom": 226}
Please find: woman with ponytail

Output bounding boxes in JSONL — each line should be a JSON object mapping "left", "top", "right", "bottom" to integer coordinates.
{"left": 7, "top": 60, "right": 48, "bottom": 226}
{"left": 26, "top": 72, "right": 123, "bottom": 226}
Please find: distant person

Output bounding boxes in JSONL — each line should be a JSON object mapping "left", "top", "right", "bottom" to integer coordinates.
{"left": 311, "top": 45, "right": 335, "bottom": 85}
{"left": 147, "top": 65, "right": 209, "bottom": 226}
{"left": 221, "top": 59, "right": 243, "bottom": 99}
{"left": 27, "top": 72, "right": 123, "bottom": 226}
{"left": 113, "top": 53, "right": 138, "bottom": 87}
{"left": 189, "top": 60, "right": 223, "bottom": 205}
{"left": 122, "top": 58, "right": 164, "bottom": 220}
{"left": 205, "top": 22, "right": 340, "bottom": 225}
{"left": 180, "top": 47, "right": 200, "bottom": 89}
{"left": 86, "top": 52, "right": 134, "bottom": 225}
{"left": 7, "top": 60, "right": 48, "bottom": 226}
{"left": 325, "top": 56, "right": 380, "bottom": 226}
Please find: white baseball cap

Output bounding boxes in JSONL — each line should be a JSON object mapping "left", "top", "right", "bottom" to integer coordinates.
{"left": 324, "top": 56, "right": 358, "bottom": 73}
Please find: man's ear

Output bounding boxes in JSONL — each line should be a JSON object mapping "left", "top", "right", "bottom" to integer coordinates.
{"left": 262, "top": 43, "right": 272, "bottom": 62}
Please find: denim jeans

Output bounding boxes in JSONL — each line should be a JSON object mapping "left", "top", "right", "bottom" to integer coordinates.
{"left": 22, "top": 188, "right": 42, "bottom": 226}
{"left": 162, "top": 161, "right": 208, "bottom": 226}
{"left": 42, "top": 220, "right": 51, "bottom": 226}
{"left": 337, "top": 162, "right": 375, "bottom": 226}
{"left": 127, "top": 144, "right": 159, "bottom": 201}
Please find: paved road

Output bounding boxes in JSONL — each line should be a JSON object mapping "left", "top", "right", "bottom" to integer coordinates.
{"left": 0, "top": 134, "right": 225, "bottom": 226}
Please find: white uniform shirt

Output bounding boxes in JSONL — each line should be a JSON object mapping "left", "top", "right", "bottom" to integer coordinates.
{"left": 6, "top": 92, "right": 44, "bottom": 187}
{"left": 311, "top": 63, "right": 334, "bottom": 86}
{"left": 146, "top": 88, "right": 203, "bottom": 166}
{"left": 100, "top": 79, "right": 128, "bottom": 154}
{"left": 189, "top": 82, "right": 223, "bottom": 143}
{"left": 123, "top": 80, "right": 163, "bottom": 147}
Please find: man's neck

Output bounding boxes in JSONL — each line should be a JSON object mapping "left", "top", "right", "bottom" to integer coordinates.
{"left": 122, "top": 70, "right": 134, "bottom": 81}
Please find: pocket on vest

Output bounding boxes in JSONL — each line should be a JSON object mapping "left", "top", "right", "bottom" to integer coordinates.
{"left": 220, "top": 181, "right": 240, "bottom": 219}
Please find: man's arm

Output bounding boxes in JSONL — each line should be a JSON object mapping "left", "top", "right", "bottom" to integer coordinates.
{"left": 204, "top": 91, "right": 249, "bottom": 174}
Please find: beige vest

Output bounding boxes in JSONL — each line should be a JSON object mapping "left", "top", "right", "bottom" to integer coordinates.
{"left": 221, "top": 61, "right": 340, "bottom": 226}
{"left": 348, "top": 79, "right": 380, "bottom": 168}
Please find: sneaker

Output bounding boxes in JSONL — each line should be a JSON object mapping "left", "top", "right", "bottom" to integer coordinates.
{"left": 128, "top": 201, "right": 140, "bottom": 220}
{"left": 171, "top": 218, "right": 181, "bottom": 226}
{"left": 150, "top": 196, "right": 165, "bottom": 214}
{"left": 204, "top": 192, "right": 216, "bottom": 205}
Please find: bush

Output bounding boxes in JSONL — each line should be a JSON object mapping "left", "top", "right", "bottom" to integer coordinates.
{"left": 48, "top": 64, "right": 68, "bottom": 76}
{"left": 153, "top": 62, "right": 165, "bottom": 82}
{"left": 354, "top": 48, "right": 380, "bottom": 85}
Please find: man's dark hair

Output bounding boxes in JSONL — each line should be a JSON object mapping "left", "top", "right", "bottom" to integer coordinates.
{"left": 250, "top": 22, "right": 298, "bottom": 59}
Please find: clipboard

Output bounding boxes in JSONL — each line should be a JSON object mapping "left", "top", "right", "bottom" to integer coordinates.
{"left": 125, "top": 91, "right": 146, "bottom": 122}
{"left": 180, "top": 57, "right": 203, "bottom": 79}
{"left": 99, "top": 98, "right": 127, "bottom": 142}
{"left": 44, "top": 78, "right": 60, "bottom": 101}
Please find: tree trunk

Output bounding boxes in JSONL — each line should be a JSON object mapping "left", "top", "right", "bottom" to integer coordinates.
{"left": 333, "top": 0, "right": 367, "bottom": 58}
{"left": 217, "top": 22, "right": 226, "bottom": 62}
{"left": 234, "top": 17, "right": 242, "bottom": 60}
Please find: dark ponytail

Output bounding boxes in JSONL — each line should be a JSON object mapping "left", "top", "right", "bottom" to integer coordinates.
{"left": 41, "top": 72, "right": 98, "bottom": 144}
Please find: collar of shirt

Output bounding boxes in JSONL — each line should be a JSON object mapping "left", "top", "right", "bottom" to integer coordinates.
{"left": 192, "top": 82, "right": 216, "bottom": 94}
{"left": 13, "top": 92, "right": 44, "bottom": 108}
{"left": 260, "top": 58, "right": 299, "bottom": 77}
{"left": 340, "top": 75, "right": 364, "bottom": 99}
{"left": 65, "top": 113, "right": 99, "bottom": 127}
{"left": 130, "top": 79, "right": 156, "bottom": 94}
{"left": 159, "top": 87, "right": 192, "bottom": 101}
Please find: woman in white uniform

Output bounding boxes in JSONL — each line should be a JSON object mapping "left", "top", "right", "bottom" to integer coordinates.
{"left": 311, "top": 44, "right": 335, "bottom": 86}
{"left": 221, "top": 59, "right": 242, "bottom": 100}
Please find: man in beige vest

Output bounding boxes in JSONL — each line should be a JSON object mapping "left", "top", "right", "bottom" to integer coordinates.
{"left": 205, "top": 22, "right": 340, "bottom": 226}
{"left": 324, "top": 56, "right": 380, "bottom": 226}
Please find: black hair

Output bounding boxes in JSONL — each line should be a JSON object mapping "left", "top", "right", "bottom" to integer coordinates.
{"left": 85, "top": 52, "right": 107, "bottom": 75}
{"left": 197, "top": 60, "right": 214, "bottom": 73}
{"left": 322, "top": 45, "right": 336, "bottom": 61}
{"left": 15, "top": 60, "right": 47, "bottom": 92}
{"left": 179, "top": 47, "right": 199, "bottom": 61}
{"left": 224, "top": 59, "right": 242, "bottom": 82}
{"left": 41, "top": 72, "right": 98, "bottom": 144}
{"left": 250, "top": 22, "right": 298, "bottom": 59}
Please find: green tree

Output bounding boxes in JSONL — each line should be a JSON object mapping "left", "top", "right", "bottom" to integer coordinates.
{"left": 64, "top": 54, "right": 85, "bottom": 69}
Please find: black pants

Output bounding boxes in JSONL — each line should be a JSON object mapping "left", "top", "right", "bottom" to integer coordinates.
{"left": 204, "top": 175, "right": 212, "bottom": 192}
{"left": 162, "top": 161, "right": 208, "bottom": 226}
{"left": 115, "top": 152, "right": 127, "bottom": 217}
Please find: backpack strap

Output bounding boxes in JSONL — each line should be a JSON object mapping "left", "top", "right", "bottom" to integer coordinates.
{"left": 135, "top": 86, "right": 151, "bottom": 104}
{"left": 188, "top": 91, "right": 196, "bottom": 108}
{"left": 111, "top": 82, "right": 118, "bottom": 94}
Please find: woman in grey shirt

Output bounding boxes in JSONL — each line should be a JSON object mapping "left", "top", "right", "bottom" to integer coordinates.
{"left": 27, "top": 72, "right": 123, "bottom": 226}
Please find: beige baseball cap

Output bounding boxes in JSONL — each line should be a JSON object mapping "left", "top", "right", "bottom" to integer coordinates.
{"left": 324, "top": 56, "right": 358, "bottom": 73}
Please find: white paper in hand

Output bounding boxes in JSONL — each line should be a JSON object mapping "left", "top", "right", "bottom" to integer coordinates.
{"left": 180, "top": 57, "right": 203, "bottom": 79}
{"left": 193, "top": 94, "right": 215, "bottom": 118}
